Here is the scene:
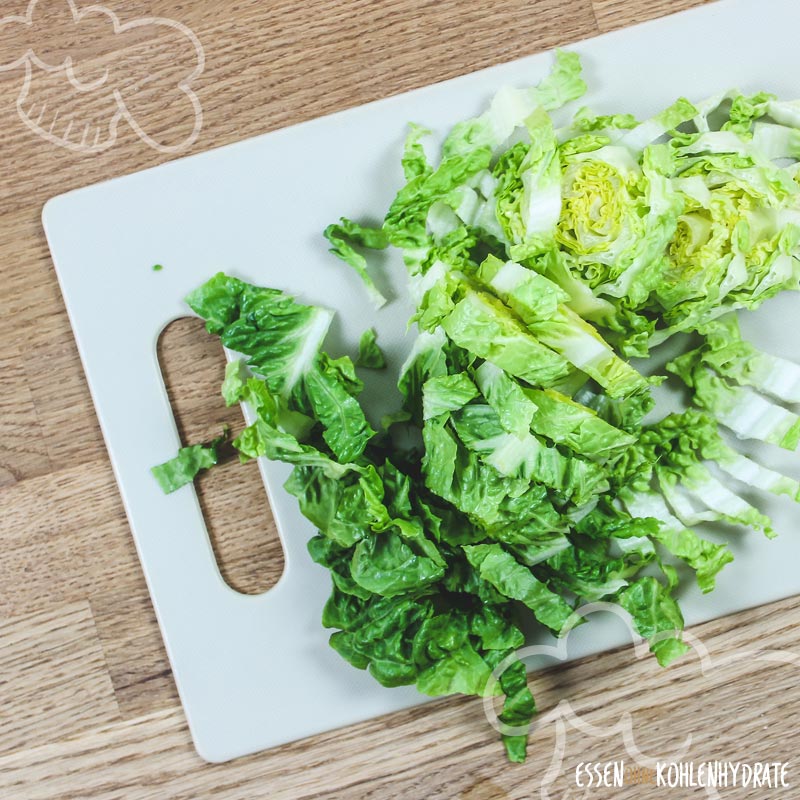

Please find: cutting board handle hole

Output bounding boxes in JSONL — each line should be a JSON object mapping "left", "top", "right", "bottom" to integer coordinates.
{"left": 157, "top": 317, "right": 286, "bottom": 595}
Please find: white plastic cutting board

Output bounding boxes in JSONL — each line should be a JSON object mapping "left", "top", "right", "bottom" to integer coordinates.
{"left": 43, "top": 0, "right": 800, "bottom": 763}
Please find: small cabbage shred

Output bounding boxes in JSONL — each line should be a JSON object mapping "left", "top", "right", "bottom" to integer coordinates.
{"left": 153, "top": 52, "right": 800, "bottom": 762}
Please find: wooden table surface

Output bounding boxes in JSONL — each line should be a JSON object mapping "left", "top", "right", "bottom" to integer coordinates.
{"left": 2, "top": 0, "right": 799, "bottom": 798}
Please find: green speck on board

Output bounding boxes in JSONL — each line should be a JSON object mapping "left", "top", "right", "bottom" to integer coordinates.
{"left": 152, "top": 264, "right": 163, "bottom": 272}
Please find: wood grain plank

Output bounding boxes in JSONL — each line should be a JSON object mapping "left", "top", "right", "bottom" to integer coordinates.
{"left": 0, "top": 210, "right": 61, "bottom": 349}
{"left": 0, "top": 601, "right": 120, "bottom": 757}
{"left": 0, "top": 343, "right": 51, "bottom": 486}
{"left": 0, "top": 0, "right": 600, "bottom": 217}
{"left": 0, "top": 210, "right": 106, "bottom": 469}
{"left": 88, "top": 591, "right": 179, "bottom": 720}
{"left": 0, "top": 460, "right": 141, "bottom": 619}
{"left": 592, "top": 0, "right": 711, "bottom": 33}
{"left": 19, "top": 317, "right": 106, "bottom": 471}
{"left": 1, "top": 597, "right": 799, "bottom": 799}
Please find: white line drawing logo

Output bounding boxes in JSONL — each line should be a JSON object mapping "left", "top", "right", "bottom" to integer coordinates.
{"left": 0, "top": 0, "right": 204, "bottom": 153}
{"left": 483, "top": 601, "right": 800, "bottom": 800}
